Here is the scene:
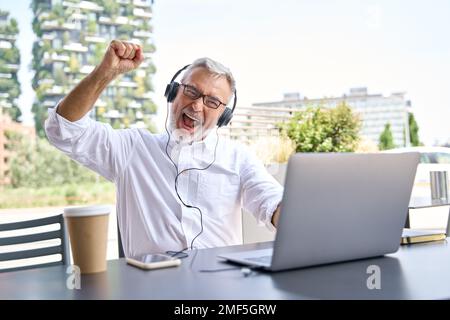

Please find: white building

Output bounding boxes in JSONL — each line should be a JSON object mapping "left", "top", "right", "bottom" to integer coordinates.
{"left": 224, "top": 87, "right": 411, "bottom": 147}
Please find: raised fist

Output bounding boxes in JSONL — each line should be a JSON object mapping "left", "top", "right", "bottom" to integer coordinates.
{"left": 98, "top": 40, "right": 144, "bottom": 78}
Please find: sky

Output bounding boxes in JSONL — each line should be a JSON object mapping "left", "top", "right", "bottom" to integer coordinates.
{"left": 1, "top": 0, "right": 449, "bottom": 145}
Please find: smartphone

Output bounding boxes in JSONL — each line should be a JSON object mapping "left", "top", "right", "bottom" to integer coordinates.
{"left": 126, "top": 254, "right": 181, "bottom": 270}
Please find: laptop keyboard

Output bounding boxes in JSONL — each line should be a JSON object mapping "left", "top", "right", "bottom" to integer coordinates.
{"left": 245, "top": 255, "right": 272, "bottom": 265}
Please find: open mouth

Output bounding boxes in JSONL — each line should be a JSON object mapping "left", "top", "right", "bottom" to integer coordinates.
{"left": 180, "top": 111, "right": 201, "bottom": 132}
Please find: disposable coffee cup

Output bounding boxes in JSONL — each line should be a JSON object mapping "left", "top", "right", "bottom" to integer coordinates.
{"left": 64, "top": 205, "right": 111, "bottom": 274}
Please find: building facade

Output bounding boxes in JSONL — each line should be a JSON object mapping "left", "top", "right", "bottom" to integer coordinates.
{"left": 0, "top": 10, "right": 21, "bottom": 122}
{"left": 31, "top": 0, "right": 156, "bottom": 137}
{"left": 224, "top": 87, "right": 411, "bottom": 147}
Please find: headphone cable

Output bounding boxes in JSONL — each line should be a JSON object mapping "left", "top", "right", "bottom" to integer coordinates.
{"left": 164, "top": 101, "right": 220, "bottom": 257}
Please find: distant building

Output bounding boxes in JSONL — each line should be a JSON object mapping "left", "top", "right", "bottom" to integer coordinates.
{"left": 31, "top": 0, "right": 156, "bottom": 137}
{"left": 0, "top": 112, "right": 36, "bottom": 185}
{"left": 223, "top": 87, "right": 411, "bottom": 147}
{"left": 0, "top": 9, "right": 21, "bottom": 122}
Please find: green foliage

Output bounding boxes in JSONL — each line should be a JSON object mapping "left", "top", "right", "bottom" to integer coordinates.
{"left": 1, "top": 47, "right": 20, "bottom": 64}
{"left": 49, "top": 4, "right": 64, "bottom": 20}
{"left": 31, "top": 102, "right": 47, "bottom": 138}
{"left": 408, "top": 113, "right": 420, "bottom": 146}
{"left": 279, "top": 103, "right": 361, "bottom": 152}
{"left": 143, "top": 42, "right": 156, "bottom": 54}
{"left": 142, "top": 100, "right": 157, "bottom": 114}
{"left": 143, "top": 75, "right": 153, "bottom": 92}
{"left": 6, "top": 132, "right": 104, "bottom": 188}
{"left": 0, "top": 78, "right": 20, "bottom": 100}
{"left": 379, "top": 123, "right": 395, "bottom": 150}
{"left": 4, "top": 104, "right": 22, "bottom": 122}
{"left": 54, "top": 66, "right": 67, "bottom": 84}
{"left": 87, "top": 19, "right": 97, "bottom": 34}
{"left": 88, "top": 43, "right": 105, "bottom": 66}
{"left": 0, "top": 17, "right": 19, "bottom": 35}
{"left": 133, "top": 75, "right": 146, "bottom": 97}
{"left": 117, "top": 24, "right": 134, "bottom": 37}
{"left": 95, "top": 0, "right": 120, "bottom": 16}
{"left": 30, "top": 0, "right": 51, "bottom": 14}
{"left": 64, "top": 184, "right": 79, "bottom": 205}
{"left": 146, "top": 61, "right": 157, "bottom": 74}
{"left": 0, "top": 182, "right": 115, "bottom": 209}
{"left": 112, "top": 119, "right": 121, "bottom": 129}
{"left": 69, "top": 54, "right": 79, "bottom": 73}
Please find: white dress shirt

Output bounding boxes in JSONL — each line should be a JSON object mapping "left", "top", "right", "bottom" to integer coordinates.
{"left": 44, "top": 106, "right": 283, "bottom": 256}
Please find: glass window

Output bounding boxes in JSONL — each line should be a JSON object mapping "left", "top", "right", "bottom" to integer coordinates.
{"left": 53, "top": 38, "right": 62, "bottom": 49}
{"left": 436, "top": 153, "right": 450, "bottom": 164}
{"left": 420, "top": 153, "right": 432, "bottom": 163}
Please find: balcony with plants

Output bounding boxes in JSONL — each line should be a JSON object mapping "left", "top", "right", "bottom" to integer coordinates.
{"left": 0, "top": 10, "right": 21, "bottom": 122}
{"left": 31, "top": 0, "right": 156, "bottom": 135}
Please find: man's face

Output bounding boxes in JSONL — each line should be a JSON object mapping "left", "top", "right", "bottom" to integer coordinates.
{"left": 170, "top": 67, "right": 232, "bottom": 142}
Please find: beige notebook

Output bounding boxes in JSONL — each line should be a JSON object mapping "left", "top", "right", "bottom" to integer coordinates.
{"left": 401, "top": 228, "right": 447, "bottom": 245}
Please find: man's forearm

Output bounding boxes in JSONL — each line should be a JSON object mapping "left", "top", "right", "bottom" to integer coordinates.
{"left": 56, "top": 40, "right": 144, "bottom": 122}
{"left": 271, "top": 203, "right": 281, "bottom": 228}
{"left": 56, "top": 66, "right": 115, "bottom": 122}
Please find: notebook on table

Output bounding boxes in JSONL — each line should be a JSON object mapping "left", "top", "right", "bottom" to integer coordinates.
{"left": 401, "top": 228, "right": 447, "bottom": 244}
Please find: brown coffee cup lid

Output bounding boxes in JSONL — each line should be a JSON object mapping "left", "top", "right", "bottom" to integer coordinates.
{"left": 63, "top": 205, "right": 111, "bottom": 217}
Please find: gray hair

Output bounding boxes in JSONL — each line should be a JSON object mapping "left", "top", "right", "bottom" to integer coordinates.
{"left": 181, "top": 57, "right": 236, "bottom": 96}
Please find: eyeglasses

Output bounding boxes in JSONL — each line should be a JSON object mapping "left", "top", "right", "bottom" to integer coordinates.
{"left": 180, "top": 84, "right": 226, "bottom": 109}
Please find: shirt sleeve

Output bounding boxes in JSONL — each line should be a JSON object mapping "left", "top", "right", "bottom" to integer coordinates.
{"left": 239, "top": 145, "right": 284, "bottom": 232}
{"left": 44, "top": 105, "right": 137, "bottom": 182}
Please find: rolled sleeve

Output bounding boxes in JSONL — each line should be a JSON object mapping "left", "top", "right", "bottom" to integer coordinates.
{"left": 44, "top": 105, "right": 138, "bottom": 182}
{"left": 240, "top": 146, "right": 284, "bottom": 231}
{"left": 45, "top": 105, "right": 92, "bottom": 150}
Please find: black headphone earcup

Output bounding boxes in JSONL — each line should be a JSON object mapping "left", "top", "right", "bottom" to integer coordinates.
{"left": 217, "top": 108, "right": 233, "bottom": 127}
{"left": 165, "top": 82, "right": 180, "bottom": 103}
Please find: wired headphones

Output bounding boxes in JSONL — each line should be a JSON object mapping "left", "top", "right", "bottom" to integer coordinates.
{"left": 163, "top": 63, "right": 237, "bottom": 257}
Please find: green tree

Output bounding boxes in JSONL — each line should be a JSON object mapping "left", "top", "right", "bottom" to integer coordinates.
{"left": 408, "top": 113, "right": 420, "bottom": 146}
{"left": 379, "top": 123, "right": 395, "bottom": 150}
{"left": 6, "top": 131, "right": 102, "bottom": 188}
{"left": 279, "top": 103, "right": 361, "bottom": 152}
{"left": 31, "top": 102, "right": 47, "bottom": 138}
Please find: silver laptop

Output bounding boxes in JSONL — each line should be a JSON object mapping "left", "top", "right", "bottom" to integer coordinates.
{"left": 218, "top": 152, "right": 420, "bottom": 271}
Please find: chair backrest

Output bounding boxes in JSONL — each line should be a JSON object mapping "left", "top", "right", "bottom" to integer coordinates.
{"left": 0, "top": 214, "right": 70, "bottom": 273}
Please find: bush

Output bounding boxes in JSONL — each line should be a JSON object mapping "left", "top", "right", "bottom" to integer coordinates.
{"left": 6, "top": 132, "right": 103, "bottom": 188}
{"left": 378, "top": 123, "right": 395, "bottom": 150}
{"left": 0, "top": 182, "right": 115, "bottom": 209}
{"left": 64, "top": 184, "right": 79, "bottom": 205}
{"left": 279, "top": 103, "right": 361, "bottom": 153}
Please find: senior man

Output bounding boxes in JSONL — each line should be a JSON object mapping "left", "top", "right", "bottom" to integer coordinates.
{"left": 45, "top": 40, "right": 283, "bottom": 257}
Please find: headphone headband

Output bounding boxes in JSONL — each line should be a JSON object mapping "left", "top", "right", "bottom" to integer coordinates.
{"left": 169, "top": 64, "right": 190, "bottom": 84}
